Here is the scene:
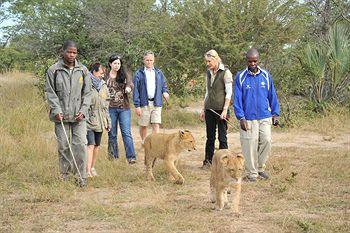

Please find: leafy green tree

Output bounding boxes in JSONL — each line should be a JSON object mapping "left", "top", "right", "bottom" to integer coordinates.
{"left": 156, "top": 0, "right": 310, "bottom": 96}
{"left": 2, "top": 0, "right": 348, "bottom": 113}
{"left": 84, "top": 0, "right": 164, "bottom": 68}
{"left": 0, "top": 47, "right": 31, "bottom": 71}
{"left": 5, "top": 0, "right": 90, "bottom": 60}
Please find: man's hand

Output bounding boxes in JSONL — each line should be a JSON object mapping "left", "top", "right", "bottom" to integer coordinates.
{"left": 75, "top": 112, "right": 84, "bottom": 122}
{"left": 163, "top": 92, "right": 169, "bottom": 102}
{"left": 135, "top": 107, "right": 142, "bottom": 117}
{"left": 240, "top": 119, "right": 249, "bottom": 131}
{"left": 199, "top": 109, "right": 205, "bottom": 121}
{"left": 55, "top": 113, "right": 63, "bottom": 121}
{"left": 272, "top": 115, "right": 279, "bottom": 127}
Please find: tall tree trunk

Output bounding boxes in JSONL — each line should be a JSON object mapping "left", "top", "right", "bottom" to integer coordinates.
{"left": 321, "top": 0, "right": 331, "bottom": 37}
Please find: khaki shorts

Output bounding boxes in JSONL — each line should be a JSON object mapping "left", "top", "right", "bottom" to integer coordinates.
{"left": 138, "top": 102, "right": 162, "bottom": 126}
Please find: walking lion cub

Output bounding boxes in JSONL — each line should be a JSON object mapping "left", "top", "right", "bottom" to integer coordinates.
{"left": 210, "top": 149, "right": 245, "bottom": 213}
{"left": 144, "top": 130, "right": 196, "bottom": 184}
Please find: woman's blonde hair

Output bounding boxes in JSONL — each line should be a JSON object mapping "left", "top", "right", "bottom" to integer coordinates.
{"left": 204, "top": 49, "right": 221, "bottom": 63}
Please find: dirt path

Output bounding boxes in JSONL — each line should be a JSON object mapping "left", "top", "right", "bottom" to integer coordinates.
{"left": 85, "top": 125, "right": 349, "bottom": 232}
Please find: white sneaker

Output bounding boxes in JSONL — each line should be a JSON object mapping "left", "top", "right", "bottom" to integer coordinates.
{"left": 87, "top": 171, "right": 93, "bottom": 178}
{"left": 91, "top": 167, "right": 98, "bottom": 177}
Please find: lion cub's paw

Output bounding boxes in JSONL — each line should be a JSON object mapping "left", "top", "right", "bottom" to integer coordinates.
{"left": 175, "top": 177, "right": 185, "bottom": 185}
{"left": 233, "top": 211, "right": 241, "bottom": 217}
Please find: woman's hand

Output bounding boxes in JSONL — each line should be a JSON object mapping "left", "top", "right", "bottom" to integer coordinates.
{"left": 220, "top": 107, "right": 228, "bottom": 119}
{"left": 125, "top": 86, "right": 131, "bottom": 93}
{"left": 199, "top": 109, "right": 205, "bottom": 121}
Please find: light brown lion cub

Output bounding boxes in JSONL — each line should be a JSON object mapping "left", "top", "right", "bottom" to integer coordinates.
{"left": 144, "top": 130, "right": 196, "bottom": 184}
{"left": 210, "top": 149, "right": 244, "bottom": 213}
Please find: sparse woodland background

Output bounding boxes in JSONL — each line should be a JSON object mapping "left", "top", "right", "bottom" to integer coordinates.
{"left": 0, "top": 0, "right": 349, "bottom": 121}
{"left": 0, "top": 1, "right": 350, "bottom": 232}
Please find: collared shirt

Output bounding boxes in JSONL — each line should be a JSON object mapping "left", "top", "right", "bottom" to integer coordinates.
{"left": 247, "top": 66, "right": 261, "bottom": 76}
{"left": 69, "top": 67, "right": 74, "bottom": 76}
{"left": 205, "top": 63, "right": 233, "bottom": 100}
{"left": 144, "top": 67, "right": 156, "bottom": 99}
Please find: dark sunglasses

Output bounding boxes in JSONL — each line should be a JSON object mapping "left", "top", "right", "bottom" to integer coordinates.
{"left": 205, "top": 53, "right": 216, "bottom": 58}
{"left": 110, "top": 54, "right": 122, "bottom": 60}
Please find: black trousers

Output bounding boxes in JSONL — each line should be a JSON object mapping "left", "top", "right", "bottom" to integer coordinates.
{"left": 203, "top": 109, "right": 228, "bottom": 165}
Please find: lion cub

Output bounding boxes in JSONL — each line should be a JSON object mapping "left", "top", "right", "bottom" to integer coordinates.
{"left": 210, "top": 149, "right": 244, "bottom": 213}
{"left": 144, "top": 130, "right": 196, "bottom": 184}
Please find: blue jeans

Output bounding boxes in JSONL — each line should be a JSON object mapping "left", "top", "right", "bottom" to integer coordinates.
{"left": 108, "top": 108, "right": 136, "bottom": 160}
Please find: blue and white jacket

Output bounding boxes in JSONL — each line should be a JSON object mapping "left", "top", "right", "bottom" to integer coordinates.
{"left": 133, "top": 67, "right": 169, "bottom": 108}
{"left": 233, "top": 67, "right": 280, "bottom": 121}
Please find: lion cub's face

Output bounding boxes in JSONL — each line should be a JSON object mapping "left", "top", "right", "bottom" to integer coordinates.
{"left": 179, "top": 130, "right": 196, "bottom": 151}
{"left": 221, "top": 153, "right": 245, "bottom": 179}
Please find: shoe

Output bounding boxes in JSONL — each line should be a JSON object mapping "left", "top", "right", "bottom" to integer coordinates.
{"left": 243, "top": 176, "right": 257, "bottom": 182}
{"left": 59, "top": 173, "right": 69, "bottom": 181}
{"left": 258, "top": 171, "right": 269, "bottom": 180}
{"left": 91, "top": 167, "right": 98, "bottom": 177}
{"left": 128, "top": 158, "right": 136, "bottom": 164}
{"left": 109, "top": 155, "right": 119, "bottom": 161}
{"left": 87, "top": 171, "right": 93, "bottom": 178}
{"left": 76, "top": 178, "right": 88, "bottom": 188}
{"left": 201, "top": 162, "right": 211, "bottom": 170}
{"left": 108, "top": 156, "right": 119, "bottom": 161}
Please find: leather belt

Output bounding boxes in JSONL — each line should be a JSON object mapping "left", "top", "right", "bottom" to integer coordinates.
{"left": 148, "top": 98, "right": 154, "bottom": 101}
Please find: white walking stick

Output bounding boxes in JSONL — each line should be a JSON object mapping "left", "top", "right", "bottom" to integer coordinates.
{"left": 60, "top": 119, "right": 83, "bottom": 182}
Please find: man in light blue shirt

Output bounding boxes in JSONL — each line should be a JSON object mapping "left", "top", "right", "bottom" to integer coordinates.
{"left": 133, "top": 51, "right": 170, "bottom": 144}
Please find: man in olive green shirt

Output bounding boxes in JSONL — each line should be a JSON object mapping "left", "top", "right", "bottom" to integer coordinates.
{"left": 45, "top": 40, "right": 92, "bottom": 187}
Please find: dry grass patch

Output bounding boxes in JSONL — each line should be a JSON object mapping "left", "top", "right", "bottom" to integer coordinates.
{"left": 1, "top": 72, "right": 349, "bottom": 232}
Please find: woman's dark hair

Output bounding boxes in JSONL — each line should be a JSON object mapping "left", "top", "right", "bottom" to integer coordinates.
{"left": 108, "top": 54, "right": 127, "bottom": 83}
{"left": 89, "top": 62, "right": 102, "bottom": 74}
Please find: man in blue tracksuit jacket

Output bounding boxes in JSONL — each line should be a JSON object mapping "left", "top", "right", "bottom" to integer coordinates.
{"left": 233, "top": 48, "right": 280, "bottom": 182}
{"left": 133, "top": 50, "right": 170, "bottom": 144}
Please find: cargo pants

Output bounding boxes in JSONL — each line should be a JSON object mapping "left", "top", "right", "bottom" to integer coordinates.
{"left": 240, "top": 117, "right": 272, "bottom": 179}
{"left": 54, "top": 121, "right": 87, "bottom": 179}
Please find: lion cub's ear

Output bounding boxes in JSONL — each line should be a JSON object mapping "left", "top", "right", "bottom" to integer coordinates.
{"left": 220, "top": 154, "right": 229, "bottom": 166}
{"left": 179, "top": 130, "right": 185, "bottom": 138}
{"left": 179, "top": 129, "right": 185, "bottom": 138}
{"left": 236, "top": 153, "right": 245, "bottom": 163}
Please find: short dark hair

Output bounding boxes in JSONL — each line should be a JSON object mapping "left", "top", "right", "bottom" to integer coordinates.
{"left": 246, "top": 48, "right": 259, "bottom": 59}
{"left": 62, "top": 40, "right": 77, "bottom": 51}
{"left": 89, "top": 62, "right": 102, "bottom": 73}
